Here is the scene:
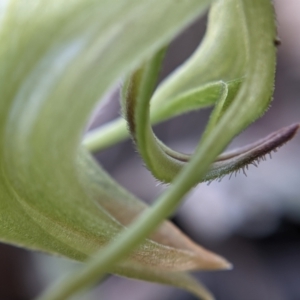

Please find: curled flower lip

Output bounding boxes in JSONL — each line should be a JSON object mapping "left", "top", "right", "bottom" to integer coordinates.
{"left": 206, "top": 123, "right": 300, "bottom": 182}
{"left": 216, "top": 123, "right": 300, "bottom": 162}
{"left": 143, "top": 121, "right": 300, "bottom": 183}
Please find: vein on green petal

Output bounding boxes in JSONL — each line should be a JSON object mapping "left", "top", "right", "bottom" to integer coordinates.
{"left": 1, "top": 1, "right": 227, "bottom": 300}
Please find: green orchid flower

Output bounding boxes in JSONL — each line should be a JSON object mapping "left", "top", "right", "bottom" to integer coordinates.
{"left": 0, "top": 1, "right": 298, "bottom": 300}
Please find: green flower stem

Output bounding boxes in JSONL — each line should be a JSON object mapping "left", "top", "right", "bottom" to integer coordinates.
{"left": 83, "top": 118, "right": 127, "bottom": 152}
{"left": 38, "top": 1, "right": 276, "bottom": 300}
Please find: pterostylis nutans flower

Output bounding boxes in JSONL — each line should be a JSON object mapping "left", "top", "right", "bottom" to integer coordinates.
{"left": 0, "top": 1, "right": 298, "bottom": 300}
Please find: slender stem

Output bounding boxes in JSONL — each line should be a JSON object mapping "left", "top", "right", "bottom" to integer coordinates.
{"left": 83, "top": 118, "right": 127, "bottom": 152}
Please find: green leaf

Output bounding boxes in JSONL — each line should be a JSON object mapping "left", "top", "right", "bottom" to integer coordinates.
{"left": 0, "top": 0, "right": 228, "bottom": 299}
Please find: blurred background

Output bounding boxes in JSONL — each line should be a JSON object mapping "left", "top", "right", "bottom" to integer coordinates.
{"left": 1, "top": 1, "right": 300, "bottom": 299}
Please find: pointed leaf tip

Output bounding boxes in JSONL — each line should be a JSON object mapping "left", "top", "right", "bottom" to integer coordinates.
{"left": 198, "top": 250, "right": 233, "bottom": 270}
